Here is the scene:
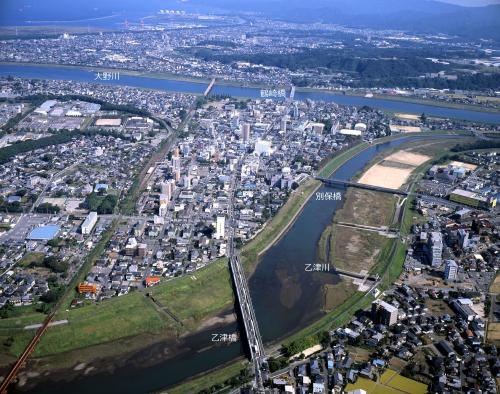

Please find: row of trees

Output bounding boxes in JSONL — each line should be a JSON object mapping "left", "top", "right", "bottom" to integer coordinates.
{"left": 0, "top": 128, "right": 129, "bottom": 165}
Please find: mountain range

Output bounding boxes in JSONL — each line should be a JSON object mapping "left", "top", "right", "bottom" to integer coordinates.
{"left": 186, "top": 0, "right": 500, "bottom": 41}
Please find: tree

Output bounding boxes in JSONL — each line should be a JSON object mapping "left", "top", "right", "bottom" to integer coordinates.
{"left": 420, "top": 112, "right": 427, "bottom": 123}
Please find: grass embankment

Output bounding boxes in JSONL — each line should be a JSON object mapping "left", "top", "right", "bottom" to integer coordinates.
{"left": 35, "top": 292, "right": 174, "bottom": 357}
{"left": 0, "top": 259, "right": 233, "bottom": 363}
{"left": 165, "top": 361, "right": 249, "bottom": 394}
{"left": 150, "top": 259, "right": 234, "bottom": 330}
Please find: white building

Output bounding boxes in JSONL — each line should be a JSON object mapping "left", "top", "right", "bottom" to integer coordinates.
{"left": 444, "top": 260, "right": 458, "bottom": 281}
{"left": 215, "top": 216, "right": 225, "bottom": 240}
{"left": 81, "top": 212, "right": 98, "bottom": 235}
{"left": 159, "top": 194, "right": 169, "bottom": 216}
{"left": 371, "top": 299, "right": 398, "bottom": 326}
{"left": 254, "top": 139, "right": 273, "bottom": 156}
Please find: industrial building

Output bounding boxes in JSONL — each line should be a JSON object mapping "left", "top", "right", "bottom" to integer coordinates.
{"left": 449, "top": 189, "right": 496, "bottom": 209}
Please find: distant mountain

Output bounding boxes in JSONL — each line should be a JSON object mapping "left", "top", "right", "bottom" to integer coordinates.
{"left": 186, "top": 0, "right": 500, "bottom": 41}
{"left": 1, "top": 0, "right": 498, "bottom": 41}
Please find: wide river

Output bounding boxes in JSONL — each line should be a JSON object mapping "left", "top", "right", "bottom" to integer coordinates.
{"left": 16, "top": 134, "right": 465, "bottom": 394}
{"left": 1, "top": 63, "right": 500, "bottom": 124}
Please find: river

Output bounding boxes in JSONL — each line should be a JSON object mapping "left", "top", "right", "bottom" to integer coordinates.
{"left": 16, "top": 134, "right": 465, "bottom": 394}
{"left": 1, "top": 64, "right": 500, "bottom": 124}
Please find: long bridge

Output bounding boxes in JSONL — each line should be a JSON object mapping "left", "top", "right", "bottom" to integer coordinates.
{"left": 204, "top": 78, "right": 216, "bottom": 96}
{"left": 315, "top": 177, "right": 409, "bottom": 196}
{"left": 229, "top": 253, "right": 266, "bottom": 392}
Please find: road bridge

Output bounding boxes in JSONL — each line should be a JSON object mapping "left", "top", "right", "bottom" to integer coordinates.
{"left": 204, "top": 78, "right": 216, "bottom": 96}
{"left": 315, "top": 177, "right": 409, "bottom": 196}
{"left": 229, "top": 253, "right": 266, "bottom": 392}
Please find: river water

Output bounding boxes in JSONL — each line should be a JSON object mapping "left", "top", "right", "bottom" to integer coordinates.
{"left": 15, "top": 134, "right": 465, "bottom": 394}
{"left": 1, "top": 64, "right": 499, "bottom": 124}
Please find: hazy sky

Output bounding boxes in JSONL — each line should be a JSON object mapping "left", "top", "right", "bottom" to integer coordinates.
{"left": 440, "top": 0, "right": 500, "bottom": 5}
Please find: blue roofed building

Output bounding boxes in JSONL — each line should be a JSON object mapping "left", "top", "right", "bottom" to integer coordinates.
{"left": 27, "top": 225, "right": 60, "bottom": 241}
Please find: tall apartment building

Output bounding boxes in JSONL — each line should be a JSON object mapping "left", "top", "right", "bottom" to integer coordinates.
{"left": 427, "top": 231, "right": 443, "bottom": 267}
{"left": 444, "top": 260, "right": 458, "bottom": 281}
{"left": 215, "top": 216, "right": 225, "bottom": 240}
{"left": 371, "top": 299, "right": 398, "bottom": 326}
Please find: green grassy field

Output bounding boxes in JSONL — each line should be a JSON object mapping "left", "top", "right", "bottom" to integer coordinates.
{"left": 335, "top": 189, "right": 398, "bottom": 227}
{"left": 18, "top": 252, "right": 45, "bottom": 268}
{"left": 35, "top": 292, "right": 175, "bottom": 357}
{"left": 328, "top": 224, "right": 390, "bottom": 273}
{"left": 0, "top": 312, "right": 47, "bottom": 358}
{"left": 150, "top": 259, "right": 234, "bottom": 329}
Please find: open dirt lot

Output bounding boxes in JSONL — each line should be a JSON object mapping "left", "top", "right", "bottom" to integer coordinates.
{"left": 395, "top": 113, "right": 420, "bottom": 120}
{"left": 487, "top": 322, "right": 500, "bottom": 346}
{"left": 385, "top": 151, "right": 431, "bottom": 166}
{"left": 490, "top": 273, "right": 500, "bottom": 294}
{"left": 358, "top": 164, "right": 415, "bottom": 189}
{"left": 335, "top": 189, "right": 398, "bottom": 227}
{"left": 358, "top": 150, "right": 430, "bottom": 189}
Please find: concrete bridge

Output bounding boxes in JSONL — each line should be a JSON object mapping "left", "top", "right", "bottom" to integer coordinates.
{"left": 315, "top": 177, "right": 409, "bottom": 196}
{"left": 204, "top": 78, "right": 216, "bottom": 96}
{"left": 229, "top": 253, "right": 266, "bottom": 392}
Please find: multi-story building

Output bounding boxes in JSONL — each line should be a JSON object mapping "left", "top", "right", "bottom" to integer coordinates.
{"left": 215, "top": 216, "right": 225, "bottom": 240}
{"left": 427, "top": 231, "right": 443, "bottom": 267}
{"left": 371, "top": 299, "right": 398, "bottom": 326}
{"left": 444, "top": 260, "right": 458, "bottom": 281}
{"left": 81, "top": 211, "right": 98, "bottom": 235}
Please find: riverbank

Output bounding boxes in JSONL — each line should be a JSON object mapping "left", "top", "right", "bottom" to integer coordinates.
{"left": 296, "top": 86, "right": 500, "bottom": 114}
